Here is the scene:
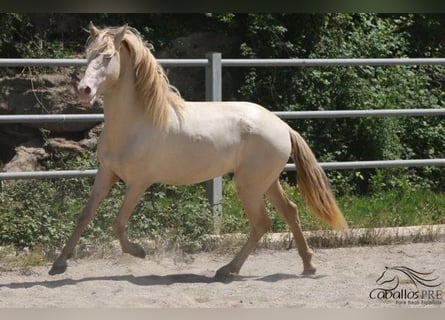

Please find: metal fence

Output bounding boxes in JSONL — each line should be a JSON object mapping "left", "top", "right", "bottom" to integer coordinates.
{"left": 1, "top": 55, "right": 445, "bottom": 211}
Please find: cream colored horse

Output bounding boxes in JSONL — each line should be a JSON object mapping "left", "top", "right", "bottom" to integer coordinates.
{"left": 49, "top": 23, "right": 348, "bottom": 277}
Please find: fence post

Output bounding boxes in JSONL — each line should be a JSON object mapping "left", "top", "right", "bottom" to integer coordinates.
{"left": 205, "top": 52, "right": 223, "bottom": 233}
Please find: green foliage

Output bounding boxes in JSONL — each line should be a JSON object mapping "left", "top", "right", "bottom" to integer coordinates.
{"left": 0, "top": 150, "right": 214, "bottom": 250}
{"left": 0, "top": 153, "right": 443, "bottom": 250}
{"left": 126, "top": 183, "right": 214, "bottom": 251}
{"left": 0, "top": 14, "right": 78, "bottom": 59}
{"left": 220, "top": 178, "right": 445, "bottom": 233}
{"left": 0, "top": 178, "right": 215, "bottom": 251}
{"left": 214, "top": 13, "right": 445, "bottom": 195}
{"left": 0, "top": 179, "right": 78, "bottom": 249}
{"left": 220, "top": 176, "right": 247, "bottom": 234}
{"left": 340, "top": 189, "right": 445, "bottom": 228}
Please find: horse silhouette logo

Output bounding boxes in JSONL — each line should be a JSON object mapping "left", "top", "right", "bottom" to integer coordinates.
{"left": 376, "top": 266, "right": 442, "bottom": 290}
{"left": 370, "top": 266, "right": 443, "bottom": 303}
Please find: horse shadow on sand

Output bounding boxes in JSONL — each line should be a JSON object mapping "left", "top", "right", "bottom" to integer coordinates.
{"left": 0, "top": 272, "right": 326, "bottom": 290}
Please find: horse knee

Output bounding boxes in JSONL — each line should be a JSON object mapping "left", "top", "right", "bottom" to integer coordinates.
{"left": 282, "top": 201, "right": 301, "bottom": 224}
{"left": 250, "top": 214, "right": 271, "bottom": 237}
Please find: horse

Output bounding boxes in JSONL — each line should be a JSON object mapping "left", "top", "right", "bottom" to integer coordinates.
{"left": 49, "top": 22, "right": 348, "bottom": 278}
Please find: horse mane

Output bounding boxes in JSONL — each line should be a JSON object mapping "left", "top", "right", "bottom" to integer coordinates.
{"left": 87, "top": 26, "right": 185, "bottom": 128}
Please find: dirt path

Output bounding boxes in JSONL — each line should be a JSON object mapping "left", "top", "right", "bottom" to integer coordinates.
{"left": 0, "top": 241, "right": 443, "bottom": 308}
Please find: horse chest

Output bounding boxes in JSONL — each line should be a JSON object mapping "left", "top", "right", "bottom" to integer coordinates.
{"left": 97, "top": 139, "right": 146, "bottom": 181}
{"left": 97, "top": 145, "right": 122, "bottom": 175}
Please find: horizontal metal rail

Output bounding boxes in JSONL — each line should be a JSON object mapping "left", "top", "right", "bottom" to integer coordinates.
{"left": 0, "top": 58, "right": 209, "bottom": 68}
{"left": 1, "top": 108, "right": 445, "bottom": 124}
{"left": 0, "top": 170, "right": 97, "bottom": 180}
{"left": 287, "top": 159, "right": 445, "bottom": 171}
{"left": 158, "top": 59, "right": 209, "bottom": 67}
{"left": 2, "top": 159, "right": 445, "bottom": 181}
{"left": 275, "top": 109, "right": 445, "bottom": 119}
{"left": 222, "top": 58, "right": 445, "bottom": 67}
{"left": 2, "top": 57, "right": 445, "bottom": 68}
{"left": 0, "top": 114, "right": 104, "bottom": 123}
{"left": 0, "top": 59, "right": 87, "bottom": 67}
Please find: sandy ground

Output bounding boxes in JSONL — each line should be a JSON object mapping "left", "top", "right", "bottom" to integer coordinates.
{"left": 0, "top": 240, "right": 443, "bottom": 308}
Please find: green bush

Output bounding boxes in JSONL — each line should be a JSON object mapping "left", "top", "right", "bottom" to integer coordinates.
{"left": 1, "top": 150, "right": 214, "bottom": 250}
{"left": 1, "top": 170, "right": 444, "bottom": 250}
{"left": 0, "top": 179, "right": 78, "bottom": 249}
{"left": 215, "top": 13, "right": 445, "bottom": 195}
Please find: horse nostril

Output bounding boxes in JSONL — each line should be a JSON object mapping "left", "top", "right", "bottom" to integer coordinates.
{"left": 84, "top": 86, "right": 91, "bottom": 95}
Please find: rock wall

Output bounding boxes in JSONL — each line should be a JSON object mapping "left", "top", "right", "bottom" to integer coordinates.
{"left": 0, "top": 68, "right": 103, "bottom": 173}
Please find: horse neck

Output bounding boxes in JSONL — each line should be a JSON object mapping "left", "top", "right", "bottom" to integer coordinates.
{"left": 101, "top": 46, "right": 180, "bottom": 136}
{"left": 102, "top": 50, "right": 144, "bottom": 128}
{"left": 103, "top": 84, "right": 139, "bottom": 122}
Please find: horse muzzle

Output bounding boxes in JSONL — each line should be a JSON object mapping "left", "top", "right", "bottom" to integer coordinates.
{"left": 78, "top": 82, "right": 97, "bottom": 107}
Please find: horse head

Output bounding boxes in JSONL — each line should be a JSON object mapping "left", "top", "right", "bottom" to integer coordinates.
{"left": 375, "top": 266, "right": 400, "bottom": 290}
{"left": 76, "top": 22, "right": 183, "bottom": 128}
{"left": 77, "top": 22, "right": 127, "bottom": 107}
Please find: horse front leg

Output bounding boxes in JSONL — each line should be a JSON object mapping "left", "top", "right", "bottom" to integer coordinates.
{"left": 49, "top": 167, "right": 118, "bottom": 275}
{"left": 113, "top": 184, "right": 148, "bottom": 258}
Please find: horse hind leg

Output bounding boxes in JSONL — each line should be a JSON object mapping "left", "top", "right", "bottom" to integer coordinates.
{"left": 215, "top": 179, "right": 271, "bottom": 279}
{"left": 266, "top": 179, "right": 316, "bottom": 275}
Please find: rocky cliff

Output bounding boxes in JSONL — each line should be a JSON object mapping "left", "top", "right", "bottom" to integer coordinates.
{"left": 0, "top": 68, "right": 103, "bottom": 174}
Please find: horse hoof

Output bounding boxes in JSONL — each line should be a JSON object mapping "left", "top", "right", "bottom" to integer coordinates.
{"left": 132, "top": 243, "right": 146, "bottom": 258}
{"left": 302, "top": 267, "right": 317, "bottom": 276}
{"left": 135, "top": 247, "right": 146, "bottom": 259}
{"left": 48, "top": 263, "right": 67, "bottom": 276}
{"left": 214, "top": 265, "right": 238, "bottom": 280}
{"left": 125, "top": 243, "right": 146, "bottom": 259}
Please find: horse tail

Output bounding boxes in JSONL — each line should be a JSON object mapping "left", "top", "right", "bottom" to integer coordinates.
{"left": 289, "top": 129, "right": 348, "bottom": 231}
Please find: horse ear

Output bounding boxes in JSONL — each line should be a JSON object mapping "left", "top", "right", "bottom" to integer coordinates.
{"left": 114, "top": 24, "right": 128, "bottom": 50}
{"left": 89, "top": 21, "right": 100, "bottom": 37}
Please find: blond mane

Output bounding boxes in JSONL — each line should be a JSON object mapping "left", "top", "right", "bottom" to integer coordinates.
{"left": 87, "top": 26, "right": 185, "bottom": 127}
